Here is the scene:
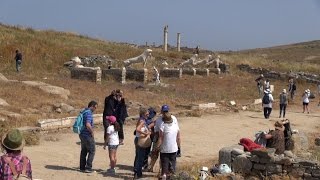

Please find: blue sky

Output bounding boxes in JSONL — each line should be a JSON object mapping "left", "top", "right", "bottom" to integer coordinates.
{"left": 0, "top": 0, "right": 319, "bottom": 51}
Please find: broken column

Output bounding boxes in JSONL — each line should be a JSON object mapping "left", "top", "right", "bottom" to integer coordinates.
{"left": 177, "top": 33, "right": 181, "bottom": 52}
{"left": 163, "top": 25, "right": 168, "bottom": 52}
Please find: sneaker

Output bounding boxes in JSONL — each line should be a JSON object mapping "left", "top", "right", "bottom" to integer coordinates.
{"left": 107, "top": 168, "right": 116, "bottom": 174}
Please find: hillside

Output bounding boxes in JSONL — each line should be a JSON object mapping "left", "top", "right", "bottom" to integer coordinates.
{"left": 0, "top": 23, "right": 319, "bottom": 130}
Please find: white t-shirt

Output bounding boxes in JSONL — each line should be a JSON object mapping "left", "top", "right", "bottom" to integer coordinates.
{"left": 302, "top": 93, "right": 310, "bottom": 103}
{"left": 160, "top": 122, "right": 179, "bottom": 153}
{"left": 154, "top": 115, "right": 179, "bottom": 133}
{"left": 107, "top": 125, "right": 119, "bottom": 146}
{"left": 135, "top": 119, "right": 148, "bottom": 138}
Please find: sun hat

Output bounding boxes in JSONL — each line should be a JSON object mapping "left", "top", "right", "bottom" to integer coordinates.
{"left": 2, "top": 129, "right": 25, "bottom": 151}
{"left": 161, "top": 105, "right": 169, "bottom": 112}
{"left": 307, "top": 89, "right": 310, "bottom": 93}
{"left": 282, "top": 89, "right": 286, "bottom": 93}
{"left": 106, "top": 116, "right": 116, "bottom": 123}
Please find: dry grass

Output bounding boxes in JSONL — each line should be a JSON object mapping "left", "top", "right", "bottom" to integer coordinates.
{"left": 0, "top": 23, "right": 319, "bottom": 130}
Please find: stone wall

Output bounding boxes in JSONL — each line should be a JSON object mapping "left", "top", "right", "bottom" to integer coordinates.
{"left": 219, "top": 146, "right": 320, "bottom": 179}
{"left": 237, "top": 64, "right": 320, "bottom": 84}
{"left": 102, "top": 68, "right": 125, "bottom": 83}
{"left": 125, "top": 68, "right": 148, "bottom": 83}
{"left": 160, "top": 68, "right": 182, "bottom": 78}
{"left": 70, "top": 67, "right": 101, "bottom": 83}
{"left": 182, "top": 68, "right": 196, "bottom": 76}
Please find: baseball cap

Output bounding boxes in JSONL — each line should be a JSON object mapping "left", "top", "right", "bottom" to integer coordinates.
{"left": 161, "top": 105, "right": 169, "bottom": 112}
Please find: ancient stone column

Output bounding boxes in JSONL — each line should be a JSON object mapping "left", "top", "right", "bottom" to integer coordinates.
{"left": 177, "top": 33, "right": 181, "bottom": 52}
{"left": 163, "top": 25, "right": 168, "bottom": 52}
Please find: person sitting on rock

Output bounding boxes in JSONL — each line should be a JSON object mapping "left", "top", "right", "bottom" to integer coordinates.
{"left": 264, "top": 121, "right": 285, "bottom": 155}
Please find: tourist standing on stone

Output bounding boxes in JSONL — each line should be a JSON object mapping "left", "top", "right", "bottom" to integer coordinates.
{"left": 79, "top": 100, "right": 98, "bottom": 173}
{"left": 262, "top": 89, "right": 274, "bottom": 119}
{"left": 14, "top": 50, "right": 22, "bottom": 72}
{"left": 133, "top": 107, "right": 151, "bottom": 179}
{"left": 114, "top": 89, "right": 128, "bottom": 145}
{"left": 302, "top": 89, "right": 310, "bottom": 114}
{"left": 103, "top": 90, "right": 117, "bottom": 142}
{"left": 288, "top": 79, "right": 296, "bottom": 102}
{"left": 0, "top": 129, "right": 32, "bottom": 179}
{"left": 103, "top": 116, "right": 120, "bottom": 174}
{"left": 264, "top": 121, "right": 285, "bottom": 155}
{"left": 255, "top": 74, "right": 264, "bottom": 97}
{"left": 156, "top": 105, "right": 181, "bottom": 179}
{"left": 279, "top": 89, "right": 288, "bottom": 118}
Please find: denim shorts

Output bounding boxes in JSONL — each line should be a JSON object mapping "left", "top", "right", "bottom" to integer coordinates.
{"left": 108, "top": 145, "right": 118, "bottom": 150}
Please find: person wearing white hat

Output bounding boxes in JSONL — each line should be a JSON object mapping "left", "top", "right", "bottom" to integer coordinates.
{"left": 279, "top": 89, "right": 288, "bottom": 118}
{"left": 262, "top": 89, "right": 274, "bottom": 119}
{"left": 302, "top": 89, "right": 310, "bottom": 113}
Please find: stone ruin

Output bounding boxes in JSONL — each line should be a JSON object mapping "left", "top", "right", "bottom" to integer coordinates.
{"left": 66, "top": 49, "right": 230, "bottom": 84}
{"left": 237, "top": 64, "right": 320, "bottom": 84}
{"left": 219, "top": 144, "right": 320, "bottom": 179}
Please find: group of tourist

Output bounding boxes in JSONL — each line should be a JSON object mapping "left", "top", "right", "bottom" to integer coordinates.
{"left": 257, "top": 74, "right": 319, "bottom": 119}
{"left": 77, "top": 89, "right": 181, "bottom": 179}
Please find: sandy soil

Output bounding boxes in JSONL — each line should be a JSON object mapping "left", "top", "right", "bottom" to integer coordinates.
{"left": 17, "top": 105, "right": 320, "bottom": 180}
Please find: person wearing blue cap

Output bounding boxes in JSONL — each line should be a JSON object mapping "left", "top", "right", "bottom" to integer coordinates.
{"left": 150, "top": 105, "right": 181, "bottom": 179}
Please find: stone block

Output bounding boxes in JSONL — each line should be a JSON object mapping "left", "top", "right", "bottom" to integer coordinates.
{"left": 290, "top": 167, "right": 305, "bottom": 178}
{"left": 0, "top": 98, "right": 9, "bottom": 106}
{"left": 253, "top": 163, "right": 266, "bottom": 170}
{"left": 266, "top": 164, "right": 282, "bottom": 174}
{"left": 251, "top": 148, "right": 275, "bottom": 158}
{"left": 284, "top": 150, "right": 294, "bottom": 158}
{"left": 249, "top": 155, "right": 260, "bottom": 163}
{"left": 102, "top": 68, "right": 123, "bottom": 82}
{"left": 260, "top": 157, "right": 272, "bottom": 164}
{"left": 160, "top": 68, "right": 182, "bottom": 78}
{"left": 253, "top": 99, "right": 262, "bottom": 104}
{"left": 126, "top": 68, "right": 147, "bottom": 83}
{"left": 182, "top": 68, "right": 196, "bottom": 76}
{"left": 298, "top": 160, "right": 318, "bottom": 167}
{"left": 270, "top": 85, "right": 274, "bottom": 92}
{"left": 195, "top": 68, "right": 209, "bottom": 76}
{"left": 208, "top": 68, "right": 221, "bottom": 75}
{"left": 70, "top": 67, "right": 101, "bottom": 83}
{"left": 198, "top": 103, "right": 216, "bottom": 110}
{"left": 232, "top": 148, "right": 245, "bottom": 156}
{"left": 219, "top": 145, "right": 244, "bottom": 168}
{"left": 229, "top": 101, "right": 236, "bottom": 106}
{"left": 232, "top": 154, "right": 252, "bottom": 174}
{"left": 311, "top": 169, "right": 320, "bottom": 177}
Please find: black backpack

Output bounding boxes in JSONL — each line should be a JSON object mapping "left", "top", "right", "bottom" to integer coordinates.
{"left": 262, "top": 94, "right": 270, "bottom": 104}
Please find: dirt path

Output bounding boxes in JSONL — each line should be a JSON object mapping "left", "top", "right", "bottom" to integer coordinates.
{"left": 20, "top": 106, "right": 320, "bottom": 180}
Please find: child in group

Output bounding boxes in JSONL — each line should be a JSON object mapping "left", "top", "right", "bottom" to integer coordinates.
{"left": 103, "top": 116, "right": 121, "bottom": 174}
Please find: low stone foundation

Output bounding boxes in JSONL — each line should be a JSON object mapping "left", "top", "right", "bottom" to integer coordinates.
{"left": 70, "top": 67, "right": 101, "bottom": 83}
{"left": 182, "top": 68, "right": 196, "bottom": 76}
{"left": 160, "top": 68, "right": 182, "bottom": 78}
{"left": 125, "top": 68, "right": 147, "bottom": 83}
{"left": 195, "top": 68, "right": 209, "bottom": 76}
{"left": 219, "top": 146, "right": 320, "bottom": 179}
{"left": 102, "top": 68, "right": 123, "bottom": 82}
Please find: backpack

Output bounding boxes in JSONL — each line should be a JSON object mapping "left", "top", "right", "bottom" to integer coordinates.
{"left": 73, "top": 109, "right": 90, "bottom": 134}
{"left": 262, "top": 94, "right": 270, "bottom": 104}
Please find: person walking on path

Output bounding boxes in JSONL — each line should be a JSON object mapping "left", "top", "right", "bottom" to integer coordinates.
{"left": 262, "top": 89, "right": 274, "bottom": 119}
{"left": 114, "top": 89, "right": 128, "bottom": 145}
{"left": 264, "top": 79, "right": 270, "bottom": 90}
{"left": 0, "top": 129, "right": 32, "bottom": 180}
{"left": 302, "top": 89, "right": 310, "bottom": 114}
{"left": 79, "top": 101, "right": 98, "bottom": 173}
{"left": 255, "top": 74, "right": 264, "bottom": 97}
{"left": 133, "top": 107, "right": 151, "bottom": 179}
{"left": 103, "top": 90, "right": 117, "bottom": 142}
{"left": 288, "top": 79, "right": 297, "bottom": 102}
{"left": 157, "top": 105, "right": 181, "bottom": 179}
{"left": 279, "top": 89, "right": 288, "bottom": 118}
{"left": 103, "top": 116, "right": 120, "bottom": 175}
{"left": 14, "top": 50, "right": 22, "bottom": 72}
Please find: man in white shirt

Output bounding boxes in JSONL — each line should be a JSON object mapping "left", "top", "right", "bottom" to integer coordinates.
{"left": 262, "top": 89, "right": 274, "bottom": 119}
{"left": 157, "top": 105, "right": 181, "bottom": 178}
